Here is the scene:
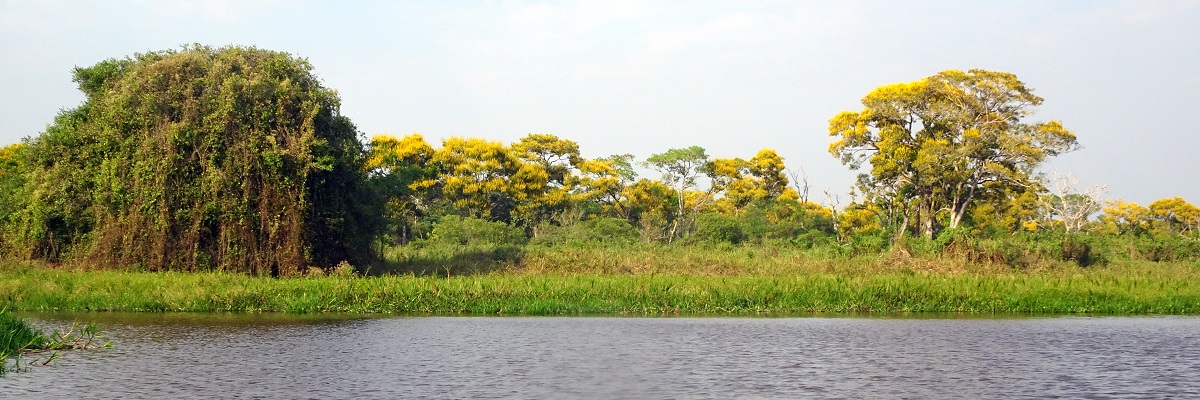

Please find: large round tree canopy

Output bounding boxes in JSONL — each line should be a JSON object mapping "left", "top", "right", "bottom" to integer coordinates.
{"left": 11, "top": 45, "right": 374, "bottom": 274}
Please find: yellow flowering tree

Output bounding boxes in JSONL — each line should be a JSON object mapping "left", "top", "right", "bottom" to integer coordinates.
{"left": 829, "top": 69, "right": 1079, "bottom": 238}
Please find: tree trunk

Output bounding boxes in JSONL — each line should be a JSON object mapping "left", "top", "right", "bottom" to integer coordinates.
{"left": 896, "top": 211, "right": 910, "bottom": 240}
{"left": 949, "top": 180, "right": 978, "bottom": 230}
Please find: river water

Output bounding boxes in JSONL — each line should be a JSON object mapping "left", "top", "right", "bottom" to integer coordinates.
{"left": 2, "top": 313, "right": 1198, "bottom": 399}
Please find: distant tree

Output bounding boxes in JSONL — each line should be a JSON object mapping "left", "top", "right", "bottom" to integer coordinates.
{"left": 1097, "top": 200, "right": 1152, "bottom": 235}
{"left": 829, "top": 69, "right": 1079, "bottom": 238}
{"left": 747, "top": 149, "right": 791, "bottom": 199}
{"left": 1039, "top": 172, "right": 1106, "bottom": 234}
{"left": 366, "top": 133, "right": 437, "bottom": 245}
{"left": 431, "top": 137, "right": 540, "bottom": 223}
{"left": 644, "top": 146, "right": 709, "bottom": 241}
{"left": 568, "top": 158, "right": 630, "bottom": 218}
{"left": 619, "top": 179, "right": 677, "bottom": 242}
{"left": 705, "top": 149, "right": 795, "bottom": 213}
{"left": 1148, "top": 197, "right": 1199, "bottom": 235}
{"left": 510, "top": 133, "right": 582, "bottom": 229}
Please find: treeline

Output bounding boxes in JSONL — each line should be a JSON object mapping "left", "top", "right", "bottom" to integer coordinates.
{"left": 0, "top": 46, "right": 1196, "bottom": 275}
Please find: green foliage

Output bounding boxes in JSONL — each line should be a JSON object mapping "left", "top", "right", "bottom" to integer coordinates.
{"left": 0, "top": 143, "right": 27, "bottom": 256}
{"left": 530, "top": 217, "right": 640, "bottom": 247}
{"left": 928, "top": 229, "right": 1106, "bottom": 268}
{"left": 377, "top": 216, "right": 528, "bottom": 276}
{"left": 692, "top": 213, "right": 747, "bottom": 244}
{"left": 427, "top": 215, "right": 528, "bottom": 247}
{"left": 1, "top": 311, "right": 46, "bottom": 363}
{"left": 7, "top": 260, "right": 1200, "bottom": 314}
{"left": 4, "top": 45, "right": 376, "bottom": 274}
{"left": 691, "top": 211, "right": 744, "bottom": 242}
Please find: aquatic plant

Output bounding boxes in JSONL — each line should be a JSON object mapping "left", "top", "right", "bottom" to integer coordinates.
{"left": 1, "top": 310, "right": 110, "bottom": 374}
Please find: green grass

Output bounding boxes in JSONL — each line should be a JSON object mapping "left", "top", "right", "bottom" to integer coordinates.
{"left": 4, "top": 256, "right": 1200, "bottom": 315}
{"left": 1, "top": 310, "right": 48, "bottom": 374}
{"left": 1, "top": 309, "right": 108, "bottom": 375}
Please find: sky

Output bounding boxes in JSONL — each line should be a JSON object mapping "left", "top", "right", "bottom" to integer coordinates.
{"left": 1, "top": 0, "right": 1197, "bottom": 206}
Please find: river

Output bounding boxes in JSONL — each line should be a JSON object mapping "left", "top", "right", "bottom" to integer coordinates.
{"left": 3, "top": 313, "right": 1198, "bottom": 398}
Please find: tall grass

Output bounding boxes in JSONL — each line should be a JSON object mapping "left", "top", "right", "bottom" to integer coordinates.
{"left": 1, "top": 309, "right": 108, "bottom": 374}
{"left": 3, "top": 258, "right": 1199, "bottom": 315}
{"left": 1, "top": 310, "right": 46, "bottom": 374}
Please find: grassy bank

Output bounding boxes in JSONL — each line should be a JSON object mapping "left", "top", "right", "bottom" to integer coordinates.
{"left": 3, "top": 257, "right": 1199, "bottom": 315}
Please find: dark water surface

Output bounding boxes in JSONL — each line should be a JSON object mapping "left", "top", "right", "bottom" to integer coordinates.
{"left": 3, "top": 313, "right": 1199, "bottom": 399}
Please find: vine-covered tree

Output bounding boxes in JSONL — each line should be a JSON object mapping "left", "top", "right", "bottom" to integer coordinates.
{"left": 7, "top": 45, "right": 375, "bottom": 274}
{"left": 829, "top": 69, "right": 1079, "bottom": 238}
{"left": 0, "top": 143, "right": 26, "bottom": 254}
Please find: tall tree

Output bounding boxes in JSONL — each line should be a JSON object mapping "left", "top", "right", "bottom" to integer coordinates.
{"left": 644, "top": 146, "right": 709, "bottom": 241}
{"left": 706, "top": 149, "right": 794, "bottom": 213}
{"left": 1039, "top": 172, "right": 1106, "bottom": 234}
{"left": 510, "top": 133, "right": 582, "bottom": 228}
{"left": 366, "top": 133, "right": 437, "bottom": 245}
{"left": 828, "top": 69, "right": 1079, "bottom": 238}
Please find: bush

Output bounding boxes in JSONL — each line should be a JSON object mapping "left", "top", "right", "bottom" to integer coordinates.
{"left": 1060, "top": 235, "right": 1096, "bottom": 266}
{"left": 692, "top": 213, "right": 746, "bottom": 245}
{"left": 530, "top": 217, "right": 639, "bottom": 246}
{"left": 427, "top": 215, "right": 527, "bottom": 247}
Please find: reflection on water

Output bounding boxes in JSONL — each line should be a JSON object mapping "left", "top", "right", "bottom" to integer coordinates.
{"left": 3, "top": 313, "right": 1199, "bottom": 398}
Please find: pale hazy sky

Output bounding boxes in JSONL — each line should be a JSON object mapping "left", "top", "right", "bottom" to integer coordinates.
{"left": 1, "top": 1, "right": 1197, "bottom": 205}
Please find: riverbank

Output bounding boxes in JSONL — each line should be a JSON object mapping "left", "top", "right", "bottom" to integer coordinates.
{"left": 3, "top": 258, "right": 1198, "bottom": 314}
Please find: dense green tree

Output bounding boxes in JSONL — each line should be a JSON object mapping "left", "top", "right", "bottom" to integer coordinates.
{"left": 6, "top": 45, "right": 375, "bottom": 274}
{"left": 0, "top": 143, "right": 26, "bottom": 254}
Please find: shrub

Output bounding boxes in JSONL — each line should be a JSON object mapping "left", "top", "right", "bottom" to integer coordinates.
{"left": 531, "top": 217, "right": 639, "bottom": 246}
{"left": 692, "top": 213, "right": 746, "bottom": 244}
{"left": 427, "top": 215, "right": 527, "bottom": 247}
